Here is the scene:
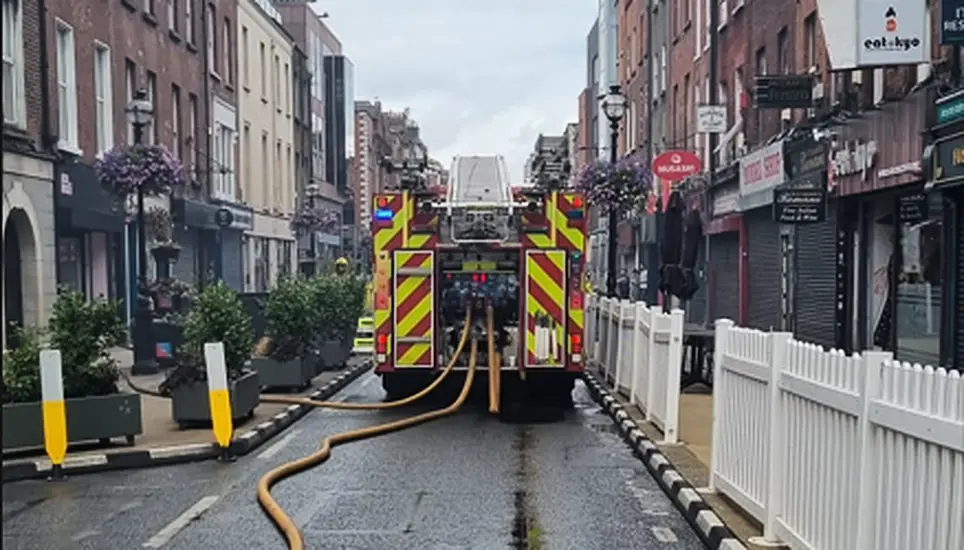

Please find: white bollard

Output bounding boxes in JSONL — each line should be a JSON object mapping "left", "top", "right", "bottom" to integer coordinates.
{"left": 203, "top": 342, "right": 235, "bottom": 462}
{"left": 40, "top": 349, "right": 67, "bottom": 480}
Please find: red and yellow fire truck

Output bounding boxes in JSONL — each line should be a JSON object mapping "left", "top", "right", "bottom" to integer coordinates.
{"left": 369, "top": 155, "right": 587, "bottom": 408}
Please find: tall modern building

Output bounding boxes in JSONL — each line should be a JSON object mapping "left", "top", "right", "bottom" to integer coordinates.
{"left": 323, "top": 54, "right": 354, "bottom": 196}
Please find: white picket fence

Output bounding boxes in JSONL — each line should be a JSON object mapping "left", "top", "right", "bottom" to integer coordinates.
{"left": 584, "top": 294, "right": 964, "bottom": 550}
{"left": 711, "top": 319, "right": 964, "bottom": 550}
{"left": 585, "top": 294, "right": 684, "bottom": 443}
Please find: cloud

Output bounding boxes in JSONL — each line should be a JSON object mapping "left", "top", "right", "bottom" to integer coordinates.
{"left": 317, "top": 1, "right": 596, "bottom": 183}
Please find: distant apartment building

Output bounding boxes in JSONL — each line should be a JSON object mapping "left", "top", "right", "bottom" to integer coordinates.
{"left": 353, "top": 100, "right": 387, "bottom": 229}
{"left": 238, "top": 0, "right": 295, "bottom": 291}
{"left": 275, "top": 0, "right": 344, "bottom": 258}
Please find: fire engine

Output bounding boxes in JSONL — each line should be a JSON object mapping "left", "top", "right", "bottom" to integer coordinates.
{"left": 370, "top": 155, "right": 587, "bottom": 409}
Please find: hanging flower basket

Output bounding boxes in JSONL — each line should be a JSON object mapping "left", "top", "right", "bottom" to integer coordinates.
{"left": 291, "top": 207, "right": 339, "bottom": 234}
{"left": 574, "top": 154, "right": 654, "bottom": 216}
{"left": 96, "top": 144, "right": 187, "bottom": 197}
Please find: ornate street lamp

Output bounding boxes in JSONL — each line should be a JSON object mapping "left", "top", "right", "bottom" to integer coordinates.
{"left": 125, "top": 89, "right": 157, "bottom": 373}
{"left": 601, "top": 84, "right": 627, "bottom": 297}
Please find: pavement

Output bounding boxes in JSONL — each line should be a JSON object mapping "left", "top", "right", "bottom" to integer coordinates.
{"left": 1, "top": 348, "right": 372, "bottom": 482}
{"left": 597, "top": 371, "right": 788, "bottom": 550}
{"left": 2, "top": 371, "right": 708, "bottom": 550}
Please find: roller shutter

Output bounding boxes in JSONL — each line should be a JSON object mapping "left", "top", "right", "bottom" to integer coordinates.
{"left": 794, "top": 204, "right": 838, "bottom": 349}
{"left": 745, "top": 208, "right": 783, "bottom": 331}
{"left": 710, "top": 233, "right": 740, "bottom": 323}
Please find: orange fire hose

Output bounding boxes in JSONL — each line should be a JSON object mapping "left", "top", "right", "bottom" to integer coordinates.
{"left": 260, "top": 308, "right": 472, "bottom": 410}
{"left": 256, "top": 307, "right": 488, "bottom": 550}
{"left": 487, "top": 308, "right": 501, "bottom": 415}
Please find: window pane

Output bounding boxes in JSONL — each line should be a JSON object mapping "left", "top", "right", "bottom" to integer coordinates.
{"left": 896, "top": 199, "right": 943, "bottom": 366}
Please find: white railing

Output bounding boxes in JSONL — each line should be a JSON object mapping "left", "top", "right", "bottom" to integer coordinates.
{"left": 710, "top": 318, "right": 964, "bottom": 550}
{"left": 585, "top": 295, "right": 684, "bottom": 444}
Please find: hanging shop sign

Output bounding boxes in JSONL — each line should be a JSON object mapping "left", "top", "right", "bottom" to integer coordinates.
{"left": 831, "top": 140, "right": 877, "bottom": 180}
{"left": 773, "top": 183, "right": 827, "bottom": 224}
{"left": 940, "top": 0, "right": 964, "bottom": 44}
{"left": 652, "top": 150, "right": 703, "bottom": 181}
{"left": 696, "top": 105, "right": 727, "bottom": 133}
{"left": 753, "top": 75, "right": 814, "bottom": 109}
{"left": 898, "top": 192, "right": 929, "bottom": 223}
{"left": 711, "top": 184, "right": 741, "bottom": 217}
{"left": 856, "top": 1, "right": 927, "bottom": 66}
{"left": 927, "top": 134, "right": 964, "bottom": 190}
{"left": 936, "top": 91, "right": 964, "bottom": 125}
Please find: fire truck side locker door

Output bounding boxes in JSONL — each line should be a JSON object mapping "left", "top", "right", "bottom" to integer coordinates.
{"left": 524, "top": 249, "right": 567, "bottom": 368}
{"left": 392, "top": 250, "right": 436, "bottom": 368}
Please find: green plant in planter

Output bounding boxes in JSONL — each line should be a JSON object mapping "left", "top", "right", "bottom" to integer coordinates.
{"left": 1, "top": 290, "right": 126, "bottom": 404}
{"left": 160, "top": 282, "right": 253, "bottom": 392}
{"left": 261, "top": 275, "right": 313, "bottom": 361}
{"left": 1, "top": 325, "right": 48, "bottom": 404}
{"left": 49, "top": 289, "right": 126, "bottom": 398}
{"left": 310, "top": 275, "right": 367, "bottom": 342}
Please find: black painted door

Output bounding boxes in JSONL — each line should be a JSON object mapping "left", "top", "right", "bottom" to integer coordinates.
{"left": 710, "top": 233, "right": 740, "bottom": 323}
{"left": 746, "top": 208, "right": 783, "bottom": 331}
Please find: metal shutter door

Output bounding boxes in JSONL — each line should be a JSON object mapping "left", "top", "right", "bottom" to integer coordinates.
{"left": 172, "top": 226, "right": 198, "bottom": 284}
{"left": 746, "top": 208, "right": 783, "bottom": 331}
{"left": 794, "top": 205, "right": 838, "bottom": 349}
{"left": 710, "top": 233, "right": 740, "bottom": 323}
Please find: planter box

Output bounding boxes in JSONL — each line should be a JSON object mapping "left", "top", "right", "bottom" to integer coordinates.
{"left": 2, "top": 393, "right": 143, "bottom": 452}
{"left": 252, "top": 356, "right": 313, "bottom": 390}
{"left": 169, "top": 370, "right": 260, "bottom": 428}
{"left": 317, "top": 328, "right": 357, "bottom": 371}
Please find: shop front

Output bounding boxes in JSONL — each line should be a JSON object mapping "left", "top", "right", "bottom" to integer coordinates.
{"left": 54, "top": 159, "right": 127, "bottom": 304}
{"left": 706, "top": 163, "right": 744, "bottom": 325}
{"left": 170, "top": 196, "right": 250, "bottom": 290}
{"left": 739, "top": 139, "right": 786, "bottom": 332}
{"left": 924, "top": 88, "right": 964, "bottom": 368}
{"left": 832, "top": 89, "right": 938, "bottom": 366}
{"left": 782, "top": 133, "right": 839, "bottom": 349}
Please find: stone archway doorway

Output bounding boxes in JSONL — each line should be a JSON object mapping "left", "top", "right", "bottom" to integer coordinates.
{"left": 3, "top": 208, "right": 36, "bottom": 348}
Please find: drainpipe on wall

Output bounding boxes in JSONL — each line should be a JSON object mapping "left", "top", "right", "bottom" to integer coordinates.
{"left": 38, "top": 0, "right": 61, "bottom": 287}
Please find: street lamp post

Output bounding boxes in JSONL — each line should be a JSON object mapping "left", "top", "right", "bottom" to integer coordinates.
{"left": 601, "top": 85, "right": 627, "bottom": 297}
{"left": 126, "top": 89, "right": 157, "bottom": 374}
{"left": 305, "top": 183, "right": 320, "bottom": 277}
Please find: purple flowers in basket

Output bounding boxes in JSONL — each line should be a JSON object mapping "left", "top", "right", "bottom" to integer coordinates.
{"left": 291, "top": 206, "right": 339, "bottom": 233}
{"left": 96, "top": 144, "right": 187, "bottom": 197}
{"left": 574, "top": 154, "right": 654, "bottom": 215}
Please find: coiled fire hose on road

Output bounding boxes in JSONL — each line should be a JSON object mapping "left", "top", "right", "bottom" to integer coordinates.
{"left": 256, "top": 307, "right": 488, "bottom": 549}
{"left": 260, "top": 308, "right": 472, "bottom": 410}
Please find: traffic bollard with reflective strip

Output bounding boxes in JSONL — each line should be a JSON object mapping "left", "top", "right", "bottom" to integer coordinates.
{"left": 203, "top": 342, "right": 236, "bottom": 463}
{"left": 40, "top": 349, "right": 68, "bottom": 481}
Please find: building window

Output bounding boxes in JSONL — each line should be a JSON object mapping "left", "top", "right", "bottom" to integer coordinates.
{"left": 188, "top": 93, "right": 198, "bottom": 179}
{"left": 222, "top": 17, "right": 231, "bottom": 84}
{"left": 93, "top": 42, "right": 112, "bottom": 156}
{"left": 143, "top": 0, "right": 154, "bottom": 15}
{"left": 167, "top": 0, "right": 178, "bottom": 31}
{"left": 803, "top": 13, "right": 816, "bottom": 69}
{"left": 275, "top": 140, "right": 282, "bottom": 209}
{"left": 2, "top": 0, "right": 25, "bottom": 128}
{"left": 125, "top": 59, "right": 136, "bottom": 144}
{"left": 241, "top": 26, "right": 249, "bottom": 89}
{"left": 171, "top": 84, "right": 181, "bottom": 157}
{"left": 896, "top": 197, "right": 943, "bottom": 366}
{"left": 206, "top": 3, "right": 216, "bottom": 75}
{"left": 254, "top": 237, "right": 269, "bottom": 292}
{"left": 220, "top": 124, "right": 234, "bottom": 200}
{"left": 755, "top": 47, "right": 766, "bottom": 138}
{"left": 242, "top": 123, "right": 250, "bottom": 200}
{"left": 146, "top": 70, "right": 157, "bottom": 144}
{"left": 274, "top": 54, "right": 280, "bottom": 107}
{"left": 184, "top": 0, "right": 193, "bottom": 43}
{"left": 213, "top": 123, "right": 221, "bottom": 196}
{"left": 56, "top": 20, "right": 78, "bottom": 151}
{"left": 261, "top": 133, "right": 269, "bottom": 206}
{"left": 284, "top": 62, "right": 290, "bottom": 114}
{"left": 777, "top": 27, "right": 789, "bottom": 74}
{"left": 259, "top": 42, "right": 266, "bottom": 99}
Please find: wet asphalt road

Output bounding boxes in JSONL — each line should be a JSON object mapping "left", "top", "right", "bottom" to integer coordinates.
{"left": 2, "top": 373, "right": 703, "bottom": 550}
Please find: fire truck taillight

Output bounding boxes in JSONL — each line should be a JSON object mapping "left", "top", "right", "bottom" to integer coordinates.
{"left": 376, "top": 334, "right": 388, "bottom": 354}
{"left": 571, "top": 334, "right": 582, "bottom": 358}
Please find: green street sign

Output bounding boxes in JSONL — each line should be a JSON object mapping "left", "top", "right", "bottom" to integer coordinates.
{"left": 936, "top": 92, "right": 964, "bottom": 125}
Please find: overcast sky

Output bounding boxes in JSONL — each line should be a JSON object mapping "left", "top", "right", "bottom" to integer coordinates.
{"left": 316, "top": 1, "right": 597, "bottom": 183}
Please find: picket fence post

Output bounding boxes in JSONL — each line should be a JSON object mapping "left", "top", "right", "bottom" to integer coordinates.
{"left": 613, "top": 300, "right": 627, "bottom": 390}
{"left": 661, "top": 309, "right": 685, "bottom": 444}
{"left": 597, "top": 298, "right": 609, "bottom": 371}
{"left": 853, "top": 351, "right": 890, "bottom": 550}
{"left": 708, "top": 318, "right": 734, "bottom": 492}
{"left": 629, "top": 301, "right": 645, "bottom": 407}
{"left": 644, "top": 308, "right": 659, "bottom": 422}
{"left": 763, "top": 332, "right": 793, "bottom": 542}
